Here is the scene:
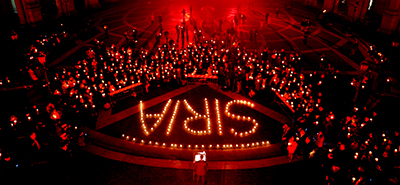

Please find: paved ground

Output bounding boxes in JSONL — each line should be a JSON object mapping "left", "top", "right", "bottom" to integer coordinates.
{"left": 1, "top": 150, "right": 324, "bottom": 185}
{"left": 49, "top": 0, "right": 366, "bottom": 74}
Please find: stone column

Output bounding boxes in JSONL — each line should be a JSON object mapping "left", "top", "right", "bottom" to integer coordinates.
{"left": 14, "top": 0, "right": 27, "bottom": 24}
{"left": 333, "top": 0, "right": 339, "bottom": 13}
{"left": 56, "top": 0, "right": 63, "bottom": 16}
{"left": 323, "top": 0, "right": 337, "bottom": 12}
{"left": 379, "top": 0, "right": 400, "bottom": 34}
{"left": 346, "top": 0, "right": 370, "bottom": 21}
{"left": 359, "top": 0, "right": 370, "bottom": 20}
{"left": 25, "top": 0, "right": 43, "bottom": 25}
{"left": 63, "top": 0, "right": 76, "bottom": 15}
{"left": 346, "top": 0, "right": 361, "bottom": 21}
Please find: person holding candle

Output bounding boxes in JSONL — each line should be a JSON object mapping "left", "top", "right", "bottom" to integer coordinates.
{"left": 287, "top": 136, "right": 298, "bottom": 161}
{"left": 193, "top": 154, "right": 208, "bottom": 185}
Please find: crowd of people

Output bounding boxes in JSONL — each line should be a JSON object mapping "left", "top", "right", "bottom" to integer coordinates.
{"left": 278, "top": 59, "right": 399, "bottom": 184}
{"left": 2, "top": 6, "right": 399, "bottom": 184}
{"left": 1, "top": 25, "right": 89, "bottom": 170}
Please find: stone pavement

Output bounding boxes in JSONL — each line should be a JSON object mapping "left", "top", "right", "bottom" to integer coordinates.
{"left": 95, "top": 84, "right": 201, "bottom": 130}
{"left": 82, "top": 143, "right": 299, "bottom": 170}
{"left": 49, "top": 0, "right": 369, "bottom": 74}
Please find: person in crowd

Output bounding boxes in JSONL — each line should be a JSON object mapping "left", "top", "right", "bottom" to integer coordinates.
{"left": 287, "top": 136, "right": 298, "bottom": 161}
{"left": 193, "top": 155, "right": 208, "bottom": 185}
{"left": 150, "top": 13, "right": 154, "bottom": 25}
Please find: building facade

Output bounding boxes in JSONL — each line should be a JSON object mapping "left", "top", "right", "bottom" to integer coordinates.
{"left": 306, "top": 0, "right": 400, "bottom": 34}
{"left": 0, "top": 0, "right": 103, "bottom": 26}
{"left": 1, "top": 0, "right": 400, "bottom": 34}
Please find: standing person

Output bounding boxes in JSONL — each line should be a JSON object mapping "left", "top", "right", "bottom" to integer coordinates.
{"left": 250, "top": 29, "right": 254, "bottom": 42}
{"left": 181, "top": 22, "right": 185, "bottom": 47}
{"left": 150, "top": 13, "right": 154, "bottom": 24}
{"left": 281, "top": 124, "right": 291, "bottom": 150}
{"left": 350, "top": 41, "right": 359, "bottom": 55}
{"left": 159, "top": 23, "right": 163, "bottom": 35}
{"left": 234, "top": 14, "right": 239, "bottom": 27}
{"left": 265, "top": 12, "right": 269, "bottom": 24}
{"left": 235, "top": 69, "right": 243, "bottom": 93}
{"left": 185, "top": 23, "right": 189, "bottom": 43}
{"left": 132, "top": 28, "right": 138, "bottom": 45}
{"left": 176, "top": 23, "right": 181, "bottom": 46}
{"left": 287, "top": 136, "right": 297, "bottom": 161}
{"left": 132, "top": 28, "right": 138, "bottom": 40}
{"left": 124, "top": 29, "right": 130, "bottom": 43}
{"left": 300, "top": 19, "right": 306, "bottom": 31}
{"left": 219, "top": 18, "right": 223, "bottom": 32}
{"left": 155, "top": 32, "right": 161, "bottom": 45}
{"left": 193, "top": 155, "right": 208, "bottom": 185}
{"left": 254, "top": 29, "right": 258, "bottom": 42}
{"left": 158, "top": 14, "right": 162, "bottom": 25}
{"left": 275, "top": 8, "right": 280, "bottom": 18}
{"left": 241, "top": 14, "right": 246, "bottom": 26}
{"left": 259, "top": 19, "right": 264, "bottom": 30}
{"left": 182, "top": 9, "right": 186, "bottom": 23}
{"left": 164, "top": 30, "right": 169, "bottom": 45}
{"left": 302, "top": 32, "right": 309, "bottom": 45}
{"left": 103, "top": 25, "right": 109, "bottom": 38}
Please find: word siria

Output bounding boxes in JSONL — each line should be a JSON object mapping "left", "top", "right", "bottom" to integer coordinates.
{"left": 140, "top": 99, "right": 258, "bottom": 136}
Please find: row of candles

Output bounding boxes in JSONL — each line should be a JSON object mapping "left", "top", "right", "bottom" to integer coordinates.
{"left": 120, "top": 134, "right": 270, "bottom": 149}
{"left": 166, "top": 101, "right": 180, "bottom": 135}
{"left": 140, "top": 99, "right": 172, "bottom": 136}
{"left": 216, "top": 99, "right": 223, "bottom": 135}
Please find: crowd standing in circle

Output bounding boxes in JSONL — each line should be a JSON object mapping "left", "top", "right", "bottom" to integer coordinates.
{"left": 1, "top": 8, "right": 399, "bottom": 184}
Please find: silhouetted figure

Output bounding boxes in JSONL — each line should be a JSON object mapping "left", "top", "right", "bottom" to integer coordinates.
{"left": 193, "top": 155, "right": 208, "bottom": 185}
{"left": 176, "top": 23, "right": 181, "bottom": 46}
{"left": 350, "top": 41, "right": 359, "bottom": 55}
{"left": 185, "top": 23, "right": 189, "bottom": 43}
{"left": 181, "top": 23, "right": 185, "bottom": 47}
{"left": 124, "top": 29, "right": 129, "bottom": 42}
{"left": 103, "top": 25, "right": 108, "bottom": 38}
{"left": 302, "top": 32, "right": 309, "bottom": 45}
{"left": 150, "top": 13, "right": 154, "bottom": 24}
{"left": 234, "top": 14, "right": 239, "bottom": 27}
{"left": 158, "top": 14, "right": 162, "bottom": 24}
{"left": 250, "top": 29, "right": 254, "bottom": 42}
{"left": 254, "top": 29, "right": 258, "bottom": 42}
{"left": 219, "top": 18, "right": 223, "bottom": 32}
{"left": 182, "top": 9, "right": 186, "bottom": 23}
